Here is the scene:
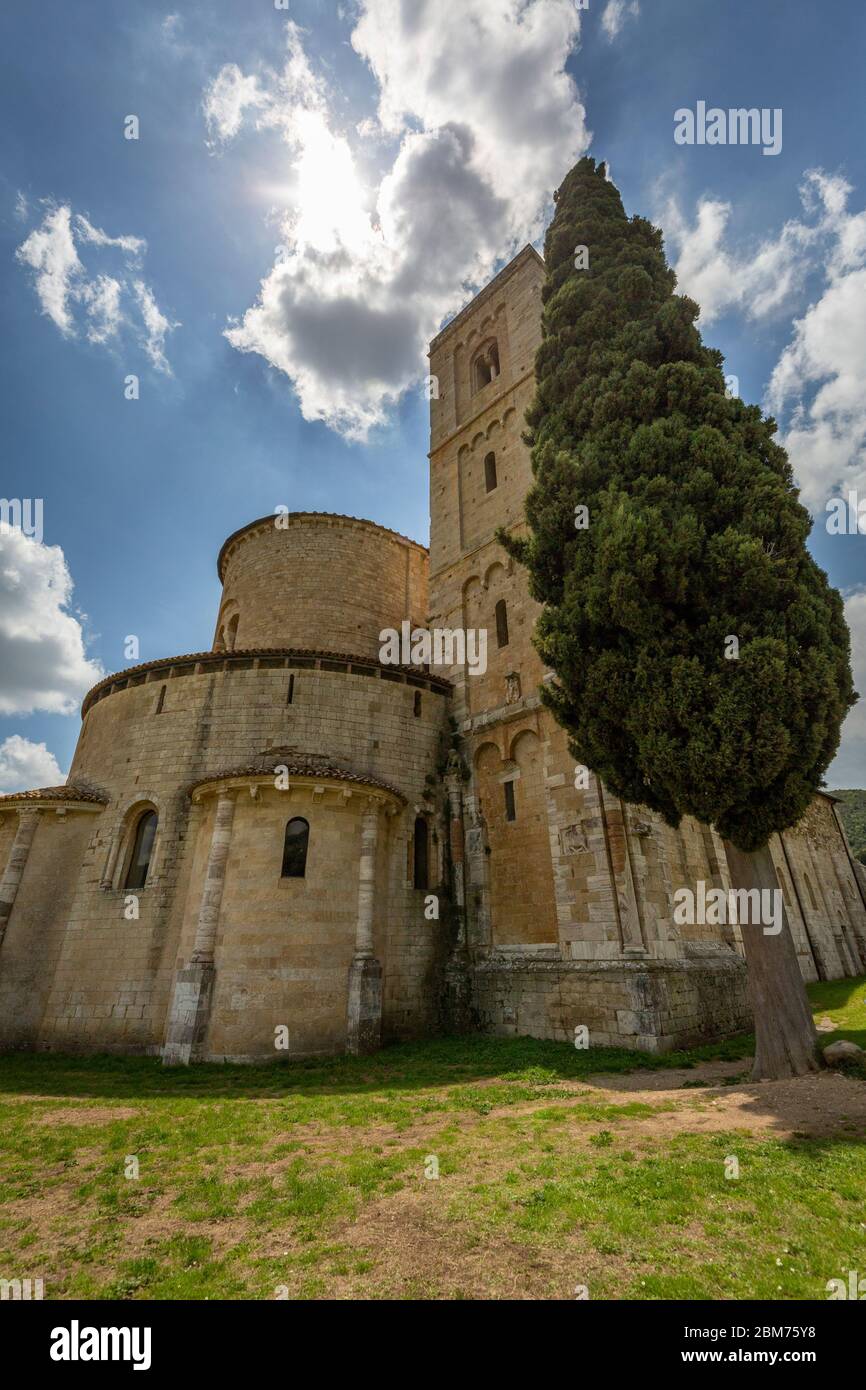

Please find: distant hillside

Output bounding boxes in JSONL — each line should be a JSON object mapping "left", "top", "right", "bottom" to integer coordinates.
{"left": 833, "top": 790, "right": 866, "bottom": 862}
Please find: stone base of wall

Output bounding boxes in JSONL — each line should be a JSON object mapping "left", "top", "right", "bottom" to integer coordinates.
{"left": 468, "top": 948, "right": 751, "bottom": 1053}
{"left": 2, "top": 949, "right": 752, "bottom": 1061}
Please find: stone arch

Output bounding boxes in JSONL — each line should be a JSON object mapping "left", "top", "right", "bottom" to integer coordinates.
{"left": 474, "top": 739, "right": 502, "bottom": 773}
{"left": 214, "top": 599, "right": 240, "bottom": 653}
{"left": 482, "top": 560, "right": 506, "bottom": 591}
{"left": 461, "top": 575, "right": 482, "bottom": 630}
{"left": 470, "top": 338, "right": 500, "bottom": 393}
{"left": 509, "top": 727, "right": 541, "bottom": 765}
{"left": 106, "top": 796, "right": 163, "bottom": 892}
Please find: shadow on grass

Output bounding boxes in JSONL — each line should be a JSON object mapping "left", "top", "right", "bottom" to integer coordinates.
{"left": 0, "top": 973, "right": 862, "bottom": 1104}
{"left": 0, "top": 1033, "right": 755, "bottom": 1103}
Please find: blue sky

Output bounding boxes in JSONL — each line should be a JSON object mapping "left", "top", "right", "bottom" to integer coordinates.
{"left": 1, "top": 0, "right": 864, "bottom": 788}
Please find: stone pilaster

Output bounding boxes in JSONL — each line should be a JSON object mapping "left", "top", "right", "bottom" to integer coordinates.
{"left": 162, "top": 791, "right": 236, "bottom": 1065}
{"left": 597, "top": 782, "right": 647, "bottom": 955}
{"left": 0, "top": 810, "right": 40, "bottom": 948}
{"left": 462, "top": 786, "right": 491, "bottom": 949}
{"left": 444, "top": 755, "right": 467, "bottom": 953}
{"left": 347, "top": 800, "right": 383, "bottom": 1055}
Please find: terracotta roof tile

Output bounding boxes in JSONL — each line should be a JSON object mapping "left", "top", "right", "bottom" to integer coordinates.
{"left": 0, "top": 785, "right": 108, "bottom": 806}
{"left": 189, "top": 760, "right": 405, "bottom": 803}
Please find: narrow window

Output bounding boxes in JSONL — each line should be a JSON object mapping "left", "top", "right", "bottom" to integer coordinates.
{"left": 413, "top": 816, "right": 429, "bottom": 890}
{"left": 281, "top": 817, "right": 309, "bottom": 878}
{"left": 803, "top": 873, "right": 818, "bottom": 911}
{"left": 503, "top": 782, "right": 516, "bottom": 822}
{"left": 484, "top": 451, "right": 497, "bottom": 492}
{"left": 413, "top": 690, "right": 422, "bottom": 717}
{"left": 124, "top": 810, "right": 158, "bottom": 890}
{"left": 155, "top": 684, "right": 166, "bottom": 715}
{"left": 287, "top": 674, "right": 295, "bottom": 705}
{"left": 495, "top": 598, "right": 509, "bottom": 648}
{"left": 226, "top": 614, "right": 239, "bottom": 651}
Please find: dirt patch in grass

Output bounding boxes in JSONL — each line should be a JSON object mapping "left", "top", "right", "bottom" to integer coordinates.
{"left": 580, "top": 1065, "right": 866, "bottom": 1140}
{"left": 34, "top": 1106, "right": 139, "bottom": 1126}
{"left": 329, "top": 1185, "right": 594, "bottom": 1299}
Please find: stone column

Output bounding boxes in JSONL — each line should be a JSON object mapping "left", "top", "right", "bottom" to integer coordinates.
{"left": 347, "top": 800, "right": 383, "bottom": 1055}
{"left": 190, "top": 793, "right": 236, "bottom": 963}
{"left": 445, "top": 755, "right": 467, "bottom": 954}
{"left": 162, "top": 791, "right": 236, "bottom": 1066}
{"left": 0, "top": 810, "right": 40, "bottom": 948}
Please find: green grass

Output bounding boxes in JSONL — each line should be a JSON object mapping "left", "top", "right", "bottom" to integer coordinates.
{"left": 0, "top": 977, "right": 863, "bottom": 1300}
{"left": 808, "top": 974, "right": 866, "bottom": 1052}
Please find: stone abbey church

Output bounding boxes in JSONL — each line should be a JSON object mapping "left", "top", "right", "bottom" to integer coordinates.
{"left": 2, "top": 247, "right": 865, "bottom": 1063}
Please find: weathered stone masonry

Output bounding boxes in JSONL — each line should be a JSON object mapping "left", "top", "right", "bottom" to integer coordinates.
{"left": 1, "top": 251, "right": 864, "bottom": 1060}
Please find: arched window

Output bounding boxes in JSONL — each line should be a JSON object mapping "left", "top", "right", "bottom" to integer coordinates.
{"left": 226, "top": 614, "right": 239, "bottom": 652}
{"left": 281, "top": 817, "right": 309, "bottom": 878}
{"left": 484, "top": 451, "right": 497, "bottom": 492}
{"left": 472, "top": 340, "right": 500, "bottom": 393}
{"left": 413, "top": 816, "right": 429, "bottom": 890}
{"left": 495, "top": 598, "right": 509, "bottom": 648}
{"left": 124, "top": 810, "right": 158, "bottom": 891}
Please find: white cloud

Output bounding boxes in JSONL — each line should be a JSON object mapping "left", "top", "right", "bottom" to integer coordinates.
{"left": 661, "top": 169, "right": 866, "bottom": 516}
{"left": 661, "top": 170, "right": 850, "bottom": 327}
{"left": 15, "top": 204, "right": 82, "bottom": 334}
{"left": 762, "top": 174, "right": 866, "bottom": 514}
{"left": 0, "top": 525, "right": 103, "bottom": 717}
{"left": 15, "top": 203, "right": 178, "bottom": 373}
{"left": 203, "top": 62, "right": 268, "bottom": 144}
{"left": 766, "top": 270, "right": 866, "bottom": 513}
{"left": 207, "top": 4, "right": 589, "bottom": 438}
{"left": 0, "top": 736, "right": 64, "bottom": 794}
{"left": 74, "top": 212, "right": 145, "bottom": 261}
{"left": 80, "top": 275, "right": 125, "bottom": 345}
{"left": 132, "top": 279, "right": 180, "bottom": 373}
{"left": 601, "top": 0, "right": 639, "bottom": 41}
{"left": 827, "top": 588, "right": 866, "bottom": 789}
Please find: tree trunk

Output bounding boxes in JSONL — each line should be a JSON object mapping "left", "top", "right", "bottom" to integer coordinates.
{"left": 724, "top": 839, "right": 821, "bottom": 1081}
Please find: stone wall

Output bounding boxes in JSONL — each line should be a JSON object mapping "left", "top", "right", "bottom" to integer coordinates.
{"left": 215, "top": 513, "right": 428, "bottom": 662}
{"left": 470, "top": 952, "right": 751, "bottom": 1053}
{"left": 0, "top": 512, "right": 453, "bottom": 1059}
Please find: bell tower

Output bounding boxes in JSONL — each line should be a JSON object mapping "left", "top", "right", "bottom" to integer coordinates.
{"left": 426, "top": 246, "right": 561, "bottom": 948}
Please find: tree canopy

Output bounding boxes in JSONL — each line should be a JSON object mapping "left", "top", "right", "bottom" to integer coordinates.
{"left": 502, "top": 157, "right": 855, "bottom": 852}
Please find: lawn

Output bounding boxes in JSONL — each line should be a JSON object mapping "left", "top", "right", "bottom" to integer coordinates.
{"left": 0, "top": 977, "right": 864, "bottom": 1300}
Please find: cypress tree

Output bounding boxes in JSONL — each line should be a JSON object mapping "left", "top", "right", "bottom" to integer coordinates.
{"left": 501, "top": 158, "right": 856, "bottom": 1079}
